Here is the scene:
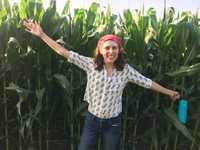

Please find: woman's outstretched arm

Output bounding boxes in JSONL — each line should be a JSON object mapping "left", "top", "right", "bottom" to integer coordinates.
{"left": 150, "top": 81, "right": 180, "bottom": 101}
{"left": 23, "top": 19, "right": 69, "bottom": 59}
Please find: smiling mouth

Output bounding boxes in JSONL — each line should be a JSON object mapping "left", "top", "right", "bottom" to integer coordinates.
{"left": 107, "top": 55, "right": 116, "bottom": 58}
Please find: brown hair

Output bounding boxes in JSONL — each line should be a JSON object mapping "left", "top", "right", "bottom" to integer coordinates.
{"left": 94, "top": 34, "right": 126, "bottom": 71}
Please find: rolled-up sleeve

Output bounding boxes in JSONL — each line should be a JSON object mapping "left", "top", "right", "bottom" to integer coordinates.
{"left": 67, "top": 51, "right": 94, "bottom": 72}
{"left": 127, "top": 64, "right": 152, "bottom": 88}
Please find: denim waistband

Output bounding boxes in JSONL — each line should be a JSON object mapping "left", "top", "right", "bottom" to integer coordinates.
{"left": 87, "top": 111, "right": 122, "bottom": 121}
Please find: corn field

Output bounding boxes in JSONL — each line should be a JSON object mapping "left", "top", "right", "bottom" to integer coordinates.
{"left": 0, "top": 0, "right": 200, "bottom": 150}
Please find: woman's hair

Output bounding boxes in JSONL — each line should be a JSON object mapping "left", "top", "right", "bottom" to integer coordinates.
{"left": 93, "top": 34, "right": 126, "bottom": 71}
{"left": 93, "top": 49, "right": 126, "bottom": 71}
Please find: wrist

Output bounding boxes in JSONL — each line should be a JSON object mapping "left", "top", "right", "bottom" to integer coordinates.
{"left": 39, "top": 32, "right": 45, "bottom": 39}
{"left": 166, "top": 89, "right": 173, "bottom": 96}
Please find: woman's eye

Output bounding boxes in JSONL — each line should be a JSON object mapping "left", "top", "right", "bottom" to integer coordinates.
{"left": 105, "top": 47, "right": 110, "bottom": 50}
{"left": 104, "top": 46, "right": 118, "bottom": 50}
{"left": 112, "top": 46, "right": 117, "bottom": 50}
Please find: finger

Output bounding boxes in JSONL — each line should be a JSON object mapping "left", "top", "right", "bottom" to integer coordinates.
{"left": 24, "top": 21, "right": 35, "bottom": 30}
{"left": 25, "top": 28, "right": 32, "bottom": 33}
{"left": 23, "top": 23, "right": 32, "bottom": 30}
{"left": 23, "top": 20, "right": 28, "bottom": 26}
{"left": 22, "top": 19, "right": 27, "bottom": 24}
{"left": 171, "top": 93, "right": 178, "bottom": 101}
{"left": 24, "top": 19, "right": 35, "bottom": 26}
{"left": 34, "top": 21, "right": 39, "bottom": 28}
{"left": 23, "top": 20, "right": 31, "bottom": 27}
{"left": 35, "top": 21, "right": 39, "bottom": 26}
{"left": 28, "top": 18, "right": 34, "bottom": 23}
{"left": 23, "top": 19, "right": 31, "bottom": 25}
{"left": 175, "top": 94, "right": 180, "bottom": 100}
{"left": 175, "top": 93, "right": 180, "bottom": 99}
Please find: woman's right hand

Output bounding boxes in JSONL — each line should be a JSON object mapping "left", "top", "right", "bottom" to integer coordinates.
{"left": 23, "top": 19, "right": 44, "bottom": 38}
{"left": 23, "top": 19, "right": 69, "bottom": 59}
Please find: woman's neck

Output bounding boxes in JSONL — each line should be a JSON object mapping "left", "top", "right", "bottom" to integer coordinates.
{"left": 105, "top": 63, "right": 114, "bottom": 70}
{"left": 104, "top": 63, "right": 114, "bottom": 76}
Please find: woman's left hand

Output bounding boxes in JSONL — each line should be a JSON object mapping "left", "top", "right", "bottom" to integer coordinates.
{"left": 150, "top": 81, "right": 180, "bottom": 101}
{"left": 168, "top": 90, "right": 180, "bottom": 101}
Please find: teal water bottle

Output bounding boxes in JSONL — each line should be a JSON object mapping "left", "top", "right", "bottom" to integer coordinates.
{"left": 178, "top": 99, "right": 188, "bottom": 124}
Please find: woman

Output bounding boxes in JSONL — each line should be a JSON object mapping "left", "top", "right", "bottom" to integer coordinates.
{"left": 23, "top": 20, "right": 180, "bottom": 150}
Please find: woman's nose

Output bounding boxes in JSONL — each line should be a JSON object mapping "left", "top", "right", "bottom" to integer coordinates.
{"left": 108, "top": 48, "right": 114, "bottom": 53}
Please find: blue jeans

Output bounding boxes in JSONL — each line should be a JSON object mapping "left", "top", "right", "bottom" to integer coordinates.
{"left": 78, "top": 111, "right": 122, "bottom": 150}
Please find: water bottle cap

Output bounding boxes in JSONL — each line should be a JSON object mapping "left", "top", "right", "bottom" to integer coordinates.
{"left": 180, "top": 99, "right": 188, "bottom": 105}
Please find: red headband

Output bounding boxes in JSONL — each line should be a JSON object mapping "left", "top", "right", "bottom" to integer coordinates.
{"left": 97, "top": 34, "right": 124, "bottom": 53}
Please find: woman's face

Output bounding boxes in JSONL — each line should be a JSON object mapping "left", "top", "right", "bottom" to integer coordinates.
{"left": 99, "top": 40, "right": 120, "bottom": 66}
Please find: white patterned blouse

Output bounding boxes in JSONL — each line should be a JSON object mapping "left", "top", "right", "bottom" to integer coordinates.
{"left": 68, "top": 51, "right": 152, "bottom": 119}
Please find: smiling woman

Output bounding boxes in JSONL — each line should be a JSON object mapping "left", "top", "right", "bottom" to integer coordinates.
{"left": 23, "top": 18, "right": 180, "bottom": 149}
